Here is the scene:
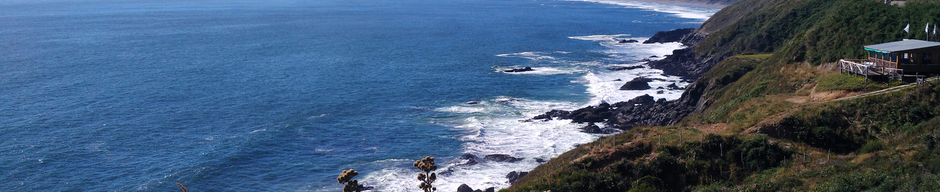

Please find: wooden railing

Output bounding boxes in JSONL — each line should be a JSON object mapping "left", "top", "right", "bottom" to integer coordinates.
{"left": 840, "top": 59, "right": 871, "bottom": 76}
{"left": 839, "top": 59, "right": 903, "bottom": 80}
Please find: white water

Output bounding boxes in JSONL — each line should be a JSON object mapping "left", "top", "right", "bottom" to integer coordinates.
{"left": 572, "top": 0, "right": 720, "bottom": 20}
{"left": 360, "top": 35, "right": 692, "bottom": 191}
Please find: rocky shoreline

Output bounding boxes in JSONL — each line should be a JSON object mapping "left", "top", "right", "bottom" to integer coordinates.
{"left": 532, "top": 27, "right": 719, "bottom": 133}
{"left": 450, "top": 22, "right": 732, "bottom": 192}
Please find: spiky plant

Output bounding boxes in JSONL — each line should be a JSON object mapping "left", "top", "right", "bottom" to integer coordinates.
{"left": 337, "top": 169, "right": 362, "bottom": 192}
{"left": 413, "top": 156, "right": 438, "bottom": 192}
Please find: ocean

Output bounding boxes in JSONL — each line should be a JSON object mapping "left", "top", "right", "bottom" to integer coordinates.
{"left": 0, "top": 0, "right": 715, "bottom": 191}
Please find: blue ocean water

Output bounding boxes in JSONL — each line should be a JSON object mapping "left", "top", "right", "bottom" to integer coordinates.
{"left": 0, "top": 0, "right": 712, "bottom": 191}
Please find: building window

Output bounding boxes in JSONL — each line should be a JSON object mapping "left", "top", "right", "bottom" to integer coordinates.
{"left": 925, "top": 53, "right": 933, "bottom": 64}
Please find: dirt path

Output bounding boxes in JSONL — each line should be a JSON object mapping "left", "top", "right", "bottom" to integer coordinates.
{"left": 745, "top": 77, "right": 935, "bottom": 134}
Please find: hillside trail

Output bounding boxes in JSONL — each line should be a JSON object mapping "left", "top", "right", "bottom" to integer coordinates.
{"left": 742, "top": 76, "right": 937, "bottom": 134}
{"left": 822, "top": 78, "right": 933, "bottom": 102}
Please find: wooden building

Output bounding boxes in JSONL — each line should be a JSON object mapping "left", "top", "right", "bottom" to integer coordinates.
{"left": 864, "top": 39, "right": 940, "bottom": 74}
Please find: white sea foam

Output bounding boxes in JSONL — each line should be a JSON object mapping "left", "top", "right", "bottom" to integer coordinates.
{"left": 570, "top": 0, "right": 720, "bottom": 20}
{"left": 567, "top": 34, "right": 632, "bottom": 41}
{"left": 364, "top": 98, "right": 592, "bottom": 192}
{"left": 497, "top": 67, "right": 585, "bottom": 75}
{"left": 495, "top": 51, "right": 558, "bottom": 61}
{"left": 582, "top": 68, "right": 687, "bottom": 106}
{"left": 570, "top": 36, "right": 690, "bottom": 105}
{"left": 360, "top": 33, "right": 693, "bottom": 191}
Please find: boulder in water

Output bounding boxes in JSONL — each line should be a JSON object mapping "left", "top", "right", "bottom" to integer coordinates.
{"left": 457, "top": 184, "right": 474, "bottom": 192}
{"left": 618, "top": 39, "right": 639, "bottom": 43}
{"left": 619, "top": 77, "right": 653, "bottom": 90}
{"left": 667, "top": 83, "right": 682, "bottom": 90}
{"left": 607, "top": 65, "right": 644, "bottom": 71}
{"left": 484, "top": 154, "right": 523, "bottom": 162}
{"left": 580, "top": 122, "right": 603, "bottom": 133}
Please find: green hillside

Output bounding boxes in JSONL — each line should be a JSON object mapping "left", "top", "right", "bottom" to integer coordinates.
{"left": 504, "top": 0, "right": 940, "bottom": 191}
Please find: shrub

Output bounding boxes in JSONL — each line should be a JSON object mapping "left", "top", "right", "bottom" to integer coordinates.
{"left": 858, "top": 141, "right": 885, "bottom": 153}
{"left": 337, "top": 169, "right": 362, "bottom": 192}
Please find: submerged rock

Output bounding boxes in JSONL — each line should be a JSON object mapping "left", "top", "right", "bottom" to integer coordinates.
{"left": 607, "top": 65, "right": 645, "bottom": 71}
{"left": 667, "top": 83, "right": 682, "bottom": 90}
{"left": 506, "top": 171, "right": 529, "bottom": 184}
{"left": 504, "top": 67, "right": 534, "bottom": 73}
{"left": 618, "top": 39, "right": 639, "bottom": 43}
{"left": 457, "top": 153, "right": 480, "bottom": 166}
{"left": 484, "top": 154, "right": 523, "bottom": 163}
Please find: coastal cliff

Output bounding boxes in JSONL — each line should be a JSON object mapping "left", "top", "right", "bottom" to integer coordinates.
{"left": 506, "top": 0, "right": 940, "bottom": 191}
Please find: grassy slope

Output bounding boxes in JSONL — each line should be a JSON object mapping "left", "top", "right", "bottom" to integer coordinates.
{"left": 505, "top": 0, "right": 940, "bottom": 191}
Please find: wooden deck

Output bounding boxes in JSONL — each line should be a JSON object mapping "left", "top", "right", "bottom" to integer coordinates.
{"left": 839, "top": 59, "right": 903, "bottom": 80}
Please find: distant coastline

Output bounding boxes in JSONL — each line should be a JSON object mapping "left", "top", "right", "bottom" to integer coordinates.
{"left": 611, "top": 0, "right": 734, "bottom": 8}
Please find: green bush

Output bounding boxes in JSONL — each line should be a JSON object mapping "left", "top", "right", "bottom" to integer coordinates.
{"left": 857, "top": 141, "right": 885, "bottom": 153}
{"left": 506, "top": 135, "right": 792, "bottom": 192}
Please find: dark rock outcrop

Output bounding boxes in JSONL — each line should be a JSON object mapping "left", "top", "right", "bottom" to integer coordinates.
{"left": 457, "top": 184, "right": 493, "bottom": 192}
{"left": 532, "top": 109, "right": 571, "bottom": 121}
{"left": 506, "top": 171, "right": 529, "bottom": 184}
{"left": 580, "top": 122, "right": 603, "bottom": 133}
{"left": 643, "top": 28, "right": 695, "bottom": 44}
{"left": 647, "top": 47, "right": 728, "bottom": 80}
{"left": 484, "top": 154, "right": 523, "bottom": 163}
{"left": 618, "top": 39, "right": 639, "bottom": 43}
{"left": 504, "top": 67, "right": 534, "bottom": 73}
{"left": 525, "top": 25, "right": 728, "bottom": 138}
{"left": 607, "top": 65, "right": 645, "bottom": 71}
{"left": 457, "top": 184, "right": 474, "bottom": 192}
{"left": 581, "top": 122, "right": 620, "bottom": 134}
{"left": 357, "top": 185, "right": 375, "bottom": 191}
{"left": 619, "top": 77, "right": 653, "bottom": 90}
{"left": 535, "top": 158, "right": 546, "bottom": 163}
{"left": 528, "top": 89, "right": 708, "bottom": 131}
{"left": 569, "top": 102, "right": 612, "bottom": 123}
{"left": 457, "top": 153, "right": 480, "bottom": 166}
{"left": 667, "top": 83, "right": 682, "bottom": 90}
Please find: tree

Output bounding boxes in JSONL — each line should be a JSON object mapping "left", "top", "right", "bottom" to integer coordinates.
{"left": 337, "top": 169, "right": 362, "bottom": 192}
{"left": 413, "top": 156, "right": 438, "bottom": 192}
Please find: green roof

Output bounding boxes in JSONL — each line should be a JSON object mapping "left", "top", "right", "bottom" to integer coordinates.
{"left": 864, "top": 39, "right": 940, "bottom": 53}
